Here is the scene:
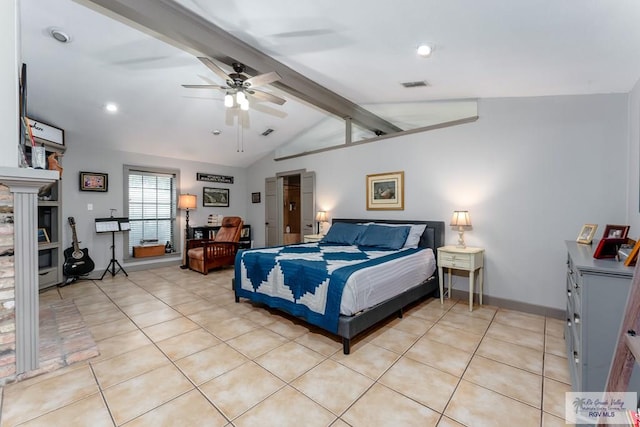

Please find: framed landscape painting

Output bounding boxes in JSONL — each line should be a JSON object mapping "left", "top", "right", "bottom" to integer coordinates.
{"left": 203, "top": 187, "right": 229, "bottom": 207}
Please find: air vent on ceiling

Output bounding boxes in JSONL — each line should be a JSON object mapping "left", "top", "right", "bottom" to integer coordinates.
{"left": 261, "top": 128, "right": 274, "bottom": 136}
{"left": 401, "top": 80, "right": 428, "bottom": 88}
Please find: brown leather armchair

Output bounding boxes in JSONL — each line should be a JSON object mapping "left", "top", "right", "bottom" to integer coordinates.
{"left": 187, "top": 216, "right": 244, "bottom": 275}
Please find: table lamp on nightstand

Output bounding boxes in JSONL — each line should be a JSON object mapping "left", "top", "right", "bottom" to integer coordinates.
{"left": 450, "top": 210, "right": 471, "bottom": 248}
{"left": 315, "top": 211, "right": 328, "bottom": 235}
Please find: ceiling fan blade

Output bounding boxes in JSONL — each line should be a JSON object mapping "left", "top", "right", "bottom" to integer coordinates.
{"left": 243, "top": 71, "right": 281, "bottom": 88}
{"left": 197, "top": 57, "right": 232, "bottom": 82}
{"left": 248, "top": 89, "right": 286, "bottom": 105}
{"left": 181, "top": 84, "right": 226, "bottom": 89}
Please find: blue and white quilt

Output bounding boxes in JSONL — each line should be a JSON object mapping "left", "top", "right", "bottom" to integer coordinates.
{"left": 234, "top": 242, "right": 423, "bottom": 333}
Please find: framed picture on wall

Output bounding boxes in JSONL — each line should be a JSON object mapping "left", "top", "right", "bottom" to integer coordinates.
{"left": 251, "top": 192, "right": 261, "bottom": 203}
{"left": 79, "top": 172, "right": 108, "bottom": 192}
{"left": 366, "top": 171, "right": 404, "bottom": 210}
{"left": 203, "top": 187, "right": 229, "bottom": 207}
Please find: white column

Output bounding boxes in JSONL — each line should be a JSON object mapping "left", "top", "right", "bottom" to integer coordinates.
{"left": 0, "top": 0, "right": 20, "bottom": 167}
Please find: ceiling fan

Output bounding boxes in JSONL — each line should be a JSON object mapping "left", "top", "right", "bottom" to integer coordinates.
{"left": 182, "top": 57, "right": 286, "bottom": 110}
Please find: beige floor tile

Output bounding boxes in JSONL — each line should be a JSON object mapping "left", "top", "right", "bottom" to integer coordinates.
{"left": 233, "top": 385, "right": 336, "bottom": 427}
{"left": 291, "top": 359, "right": 373, "bottom": 415}
{"left": 342, "top": 383, "right": 440, "bottom": 427}
{"left": 187, "top": 306, "right": 235, "bottom": 326}
{"left": 124, "top": 389, "right": 228, "bottom": 427}
{"left": 379, "top": 356, "right": 459, "bottom": 413}
{"left": 75, "top": 300, "right": 118, "bottom": 316}
{"left": 175, "top": 343, "right": 248, "bottom": 385}
{"left": 110, "top": 293, "right": 158, "bottom": 308}
{"left": 200, "top": 361, "right": 285, "bottom": 420}
{"left": 93, "top": 329, "right": 152, "bottom": 362}
{"left": 438, "top": 311, "right": 492, "bottom": 336}
{"left": 405, "top": 301, "right": 449, "bottom": 322}
{"left": 295, "top": 331, "right": 342, "bottom": 357}
{"left": 545, "top": 318, "right": 565, "bottom": 338}
{"left": 156, "top": 328, "right": 221, "bottom": 360}
{"left": 88, "top": 317, "right": 139, "bottom": 341}
{"left": 405, "top": 336, "right": 472, "bottom": 377}
{"left": 19, "top": 393, "right": 113, "bottom": 427}
{"left": 485, "top": 321, "right": 544, "bottom": 351}
{"left": 119, "top": 299, "right": 169, "bottom": 317}
{"left": 543, "top": 377, "right": 571, "bottom": 418}
{"left": 263, "top": 316, "right": 310, "bottom": 340}
{"left": 142, "top": 316, "right": 200, "bottom": 342}
{"left": 81, "top": 306, "right": 128, "bottom": 327}
{"left": 387, "top": 315, "right": 434, "bottom": 336}
{"left": 129, "top": 306, "right": 182, "bottom": 328}
{"left": 332, "top": 342, "right": 400, "bottom": 380}
{"left": 545, "top": 334, "right": 567, "bottom": 358}
{"left": 445, "top": 380, "right": 541, "bottom": 427}
{"left": 368, "top": 327, "right": 421, "bottom": 354}
{"left": 542, "top": 411, "right": 574, "bottom": 427}
{"left": 226, "top": 328, "right": 289, "bottom": 359}
{"left": 437, "top": 416, "right": 466, "bottom": 427}
{"left": 494, "top": 309, "right": 545, "bottom": 333}
{"left": 425, "top": 323, "right": 482, "bottom": 353}
{"left": 2, "top": 365, "right": 99, "bottom": 426}
{"left": 102, "top": 364, "right": 193, "bottom": 425}
{"left": 173, "top": 298, "right": 218, "bottom": 316}
{"left": 243, "top": 307, "right": 278, "bottom": 326}
{"left": 332, "top": 419, "right": 352, "bottom": 427}
{"left": 72, "top": 292, "right": 113, "bottom": 307}
{"left": 462, "top": 355, "right": 542, "bottom": 408}
{"left": 205, "top": 316, "right": 260, "bottom": 341}
{"left": 255, "top": 341, "right": 325, "bottom": 382}
{"left": 476, "top": 336, "right": 543, "bottom": 375}
{"left": 449, "top": 302, "right": 497, "bottom": 320}
{"left": 544, "top": 352, "right": 571, "bottom": 384}
{"left": 92, "top": 344, "right": 171, "bottom": 389}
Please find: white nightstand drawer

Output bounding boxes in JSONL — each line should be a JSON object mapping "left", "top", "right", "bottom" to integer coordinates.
{"left": 439, "top": 254, "right": 471, "bottom": 269}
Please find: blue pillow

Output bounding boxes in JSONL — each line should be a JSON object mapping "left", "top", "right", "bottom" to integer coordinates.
{"left": 321, "top": 223, "right": 367, "bottom": 245}
{"left": 357, "top": 224, "right": 410, "bottom": 250}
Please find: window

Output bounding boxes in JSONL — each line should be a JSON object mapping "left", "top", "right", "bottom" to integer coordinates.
{"left": 124, "top": 165, "right": 180, "bottom": 257}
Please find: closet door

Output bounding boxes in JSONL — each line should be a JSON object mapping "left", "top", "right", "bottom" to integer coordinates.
{"left": 301, "top": 172, "right": 315, "bottom": 238}
{"left": 264, "top": 177, "right": 281, "bottom": 246}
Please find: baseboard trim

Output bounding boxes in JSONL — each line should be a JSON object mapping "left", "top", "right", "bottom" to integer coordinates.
{"left": 450, "top": 289, "right": 564, "bottom": 319}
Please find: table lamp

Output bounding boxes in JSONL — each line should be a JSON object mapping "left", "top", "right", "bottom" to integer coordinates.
{"left": 178, "top": 194, "right": 197, "bottom": 268}
{"left": 450, "top": 210, "right": 471, "bottom": 248}
{"left": 315, "top": 211, "right": 327, "bottom": 234}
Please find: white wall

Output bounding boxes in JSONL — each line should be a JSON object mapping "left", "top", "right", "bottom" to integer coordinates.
{"left": 61, "top": 144, "right": 248, "bottom": 272}
{"left": 246, "top": 94, "right": 629, "bottom": 310}
{"left": 0, "top": 0, "right": 19, "bottom": 167}
{"left": 627, "top": 78, "right": 640, "bottom": 232}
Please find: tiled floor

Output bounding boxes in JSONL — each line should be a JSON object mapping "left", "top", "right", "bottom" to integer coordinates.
{"left": 0, "top": 267, "right": 572, "bottom": 426}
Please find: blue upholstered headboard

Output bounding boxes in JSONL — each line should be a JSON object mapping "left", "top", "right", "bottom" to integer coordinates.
{"left": 331, "top": 219, "right": 445, "bottom": 251}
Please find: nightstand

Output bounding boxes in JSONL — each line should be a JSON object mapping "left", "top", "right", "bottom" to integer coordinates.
{"left": 303, "top": 234, "right": 324, "bottom": 243}
{"left": 437, "top": 245, "right": 485, "bottom": 311}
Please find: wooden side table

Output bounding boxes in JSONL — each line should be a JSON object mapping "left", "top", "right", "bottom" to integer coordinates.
{"left": 437, "top": 245, "right": 485, "bottom": 311}
{"left": 303, "top": 234, "right": 324, "bottom": 243}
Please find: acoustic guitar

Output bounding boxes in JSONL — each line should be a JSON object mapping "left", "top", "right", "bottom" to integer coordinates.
{"left": 63, "top": 217, "right": 95, "bottom": 277}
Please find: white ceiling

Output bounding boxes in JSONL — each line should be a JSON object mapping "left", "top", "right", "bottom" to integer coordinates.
{"left": 20, "top": 0, "right": 640, "bottom": 168}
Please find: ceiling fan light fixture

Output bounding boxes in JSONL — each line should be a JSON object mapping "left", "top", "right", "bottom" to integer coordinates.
{"left": 417, "top": 44, "right": 433, "bottom": 57}
{"left": 236, "top": 91, "right": 246, "bottom": 104}
{"left": 240, "top": 99, "right": 249, "bottom": 111}
{"left": 224, "top": 93, "right": 234, "bottom": 108}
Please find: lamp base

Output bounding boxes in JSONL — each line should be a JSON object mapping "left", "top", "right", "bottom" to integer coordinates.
{"left": 456, "top": 227, "right": 466, "bottom": 248}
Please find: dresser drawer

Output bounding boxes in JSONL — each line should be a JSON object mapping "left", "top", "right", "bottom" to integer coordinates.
{"left": 438, "top": 253, "right": 471, "bottom": 269}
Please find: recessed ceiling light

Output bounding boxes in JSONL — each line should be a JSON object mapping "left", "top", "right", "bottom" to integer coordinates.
{"left": 416, "top": 44, "right": 433, "bottom": 58}
{"left": 212, "top": 130, "right": 221, "bottom": 135}
{"left": 49, "top": 28, "right": 71, "bottom": 43}
{"left": 104, "top": 103, "right": 118, "bottom": 113}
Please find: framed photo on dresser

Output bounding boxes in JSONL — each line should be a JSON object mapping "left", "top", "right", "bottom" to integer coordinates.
{"left": 577, "top": 224, "right": 598, "bottom": 244}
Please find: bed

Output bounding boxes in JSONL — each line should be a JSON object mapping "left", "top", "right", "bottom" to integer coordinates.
{"left": 234, "top": 218, "right": 445, "bottom": 354}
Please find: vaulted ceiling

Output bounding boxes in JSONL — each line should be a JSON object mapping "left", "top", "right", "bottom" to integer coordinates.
{"left": 20, "top": 0, "right": 640, "bottom": 167}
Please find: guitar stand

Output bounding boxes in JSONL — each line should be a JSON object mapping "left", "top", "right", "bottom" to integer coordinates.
{"left": 99, "top": 230, "right": 128, "bottom": 280}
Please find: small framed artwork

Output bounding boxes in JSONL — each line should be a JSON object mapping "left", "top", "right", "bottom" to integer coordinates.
{"left": 251, "top": 192, "right": 261, "bottom": 203}
{"left": 624, "top": 239, "right": 640, "bottom": 267}
{"left": 37, "top": 228, "right": 49, "bottom": 244}
{"left": 203, "top": 187, "right": 229, "bottom": 207}
{"left": 602, "top": 224, "right": 630, "bottom": 240}
{"left": 79, "top": 172, "right": 108, "bottom": 192}
{"left": 593, "top": 238, "right": 626, "bottom": 259}
{"left": 577, "top": 224, "right": 598, "bottom": 244}
{"left": 240, "top": 226, "right": 251, "bottom": 239}
{"left": 366, "top": 171, "right": 404, "bottom": 210}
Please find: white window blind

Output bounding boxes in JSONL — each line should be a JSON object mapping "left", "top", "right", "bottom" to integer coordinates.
{"left": 124, "top": 166, "right": 178, "bottom": 257}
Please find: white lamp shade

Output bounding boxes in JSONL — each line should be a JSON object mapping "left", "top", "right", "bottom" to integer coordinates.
{"left": 178, "top": 194, "right": 197, "bottom": 210}
{"left": 315, "top": 211, "right": 327, "bottom": 222}
{"left": 450, "top": 210, "right": 471, "bottom": 227}
{"left": 224, "top": 93, "right": 234, "bottom": 108}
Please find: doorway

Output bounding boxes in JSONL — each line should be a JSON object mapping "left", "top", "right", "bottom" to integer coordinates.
{"left": 265, "top": 171, "right": 315, "bottom": 246}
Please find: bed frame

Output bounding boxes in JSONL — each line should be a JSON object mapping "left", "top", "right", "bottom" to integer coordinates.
{"left": 235, "top": 218, "right": 445, "bottom": 354}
